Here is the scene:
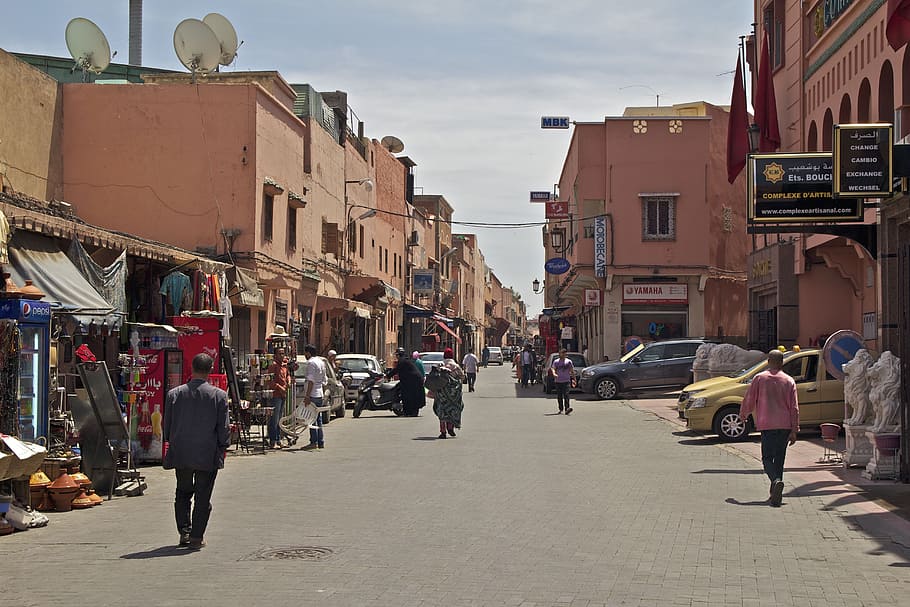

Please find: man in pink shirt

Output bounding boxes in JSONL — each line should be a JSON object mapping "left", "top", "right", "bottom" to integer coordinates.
{"left": 739, "top": 349, "right": 799, "bottom": 507}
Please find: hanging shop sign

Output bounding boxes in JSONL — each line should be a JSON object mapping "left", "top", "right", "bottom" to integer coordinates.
{"left": 541, "top": 116, "right": 571, "bottom": 129}
{"left": 584, "top": 289, "right": 602, "bottom": 306}
{"left": 594, "top": 215, "right": 607, "bottom": 277}
{"left": 413, "top": 269, "right": 435, "bottom": 295}
{"left": 274, "top": 298, "right": 288, "bottom": 326}
{"left": 544, "top": 257, "right": 571, "bottom": 275}
{"left": 748, "top": 153, "right": 862, "bottom": 223}
{"left": 530, "top": 191, "right": 553, "bottom": 203}
{"left": 545, "top": 200, "right": 570, "bottom": 219}
{"left": 833, "top": 124, "right": 892, "bottom": 198}
{"left": 622, "top": 283, "right": 688, "bottom": 305}
{"left": 561, "top": 327, "right": 574, "bottom": 340}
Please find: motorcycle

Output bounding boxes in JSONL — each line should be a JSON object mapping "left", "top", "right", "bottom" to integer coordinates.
{"left": 352, "top": 371, "right": 404, "bottom": 418}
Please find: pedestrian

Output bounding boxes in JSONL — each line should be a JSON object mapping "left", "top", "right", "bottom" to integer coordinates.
{"left": 434, "top": 347, "right": 465, "bottom": 438}
{"left": 162, "top": 353, "right": 230, "bottom": 550}
{"left": 549, "top": 348, "right": 576, "bottom": 415}
{"left": 301, "top": 344, "right": 328, "bottom": 450}
{"left": 412, "top": 351, "right": 426, "bottom": 378}
{"left": 739, "top": 349, "right": 799, "bottom": 507}
{"left": 387, "top": 347, "right": 425, "bottom": 416}
{"left": 326, "top": 349, "right": 339, "bottom": 372}
{"left": 266, "top": 347, "right": 290, "bottom": 449}
{"left": 520, "top": 344, "right": 535, "bottom": 388}
{"left": 462, "top": 350, "right": 479, "bottom": 392}
{"left": 481, "top": 345, "right": 489, "bottom": 368}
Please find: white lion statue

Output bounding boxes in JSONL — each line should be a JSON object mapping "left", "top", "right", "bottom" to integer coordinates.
{"left": 706, "top": 344, "right": 765, "bottom": 376}
{"left": 843, "top": 349, "right": 873, "bottom": 426}
{"left": 868, "top": 351, "right": 902, "bottom": 434}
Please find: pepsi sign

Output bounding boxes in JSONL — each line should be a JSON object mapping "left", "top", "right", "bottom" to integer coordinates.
{"left": 544, "top": 257, "right": 571, "bottom": 275}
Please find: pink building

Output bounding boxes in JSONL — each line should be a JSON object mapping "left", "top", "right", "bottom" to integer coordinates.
{"left": 547, "top": 102, "right": 749, "bottom": 360}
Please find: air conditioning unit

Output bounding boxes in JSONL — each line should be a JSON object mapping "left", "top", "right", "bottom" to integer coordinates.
{"left": 408, "top": 230, "right": 420, "bottom": 247}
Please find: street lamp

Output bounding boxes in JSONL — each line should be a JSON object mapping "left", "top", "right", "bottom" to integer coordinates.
{"left": 343, "top": 178, "right": 376, "bottom": 272}
{"left": 532, "top": 278, "right": 544, "bottom": 294}
{"left": 549, "top": 228, "right": 566, "bottom": 254}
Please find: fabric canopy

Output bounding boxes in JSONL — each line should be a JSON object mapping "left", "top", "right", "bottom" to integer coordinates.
{"left": 7, "top": 231, "right": 121, "bottom": 330}
{"left": 435, "top": 320, "right": 462, "bottom": 344}
{"left": 228, "top": 266, "right": 264, "bottom": 307}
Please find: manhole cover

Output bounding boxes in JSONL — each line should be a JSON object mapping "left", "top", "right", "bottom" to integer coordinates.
{"left": 241, "top": 546, "right": 335, "bottom": 561}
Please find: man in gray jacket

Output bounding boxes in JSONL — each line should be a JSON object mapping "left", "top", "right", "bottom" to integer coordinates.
{"left": 163, "top": 353, "right": 230, "bottom": 549}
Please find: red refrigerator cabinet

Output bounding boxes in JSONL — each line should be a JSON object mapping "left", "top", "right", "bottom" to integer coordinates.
{"left": 130, "top": 348, "right": 183, "bottom": 462}
{"left": 170, "top": 316, "right": 222, "bottom": 382}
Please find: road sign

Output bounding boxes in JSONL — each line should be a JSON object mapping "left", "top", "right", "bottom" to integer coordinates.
{"left": 541, "top": 116, "right": 571, "bottom": 129}
{"left": 823, "top": 329, "right": 865, "bottom": 381}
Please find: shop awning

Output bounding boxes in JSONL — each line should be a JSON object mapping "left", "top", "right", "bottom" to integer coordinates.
{"left": 435, "top": 320, "right": 462, "bottom": 344}
{"left": 403, "top": 303, "right": 434, "bottom": 317}
{"left": 345, "top": 275, "right": 402, "bottom": 303}
{"left": 8, "top": 231, "right": 121, "bottom": 331}
{"left": 316, "top": 296, "right": 372, "bottom": 319}
{"left": 228, "top": 266, "right": 264, "bottom": 307}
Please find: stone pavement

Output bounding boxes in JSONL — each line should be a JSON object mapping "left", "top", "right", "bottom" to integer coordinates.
{"left": 3, "top": 366, "right": 910, "bottom": 606}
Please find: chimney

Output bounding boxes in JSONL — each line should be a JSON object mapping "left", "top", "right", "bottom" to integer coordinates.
{"left": 129, "top": 0, "right": 142, "bottom": 66}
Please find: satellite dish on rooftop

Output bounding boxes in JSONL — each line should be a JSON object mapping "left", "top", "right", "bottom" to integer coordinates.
{"left": 65, "top": 18, "right": 112, "bottom": 78}
{"left": 380, "top": 135, "right": 405, "bottom": 154}
{"left": 202, "top": 13, "right": 239, "bottom": 66}
{"left": 173, "top": 18, "right": 221, "bottom": 80}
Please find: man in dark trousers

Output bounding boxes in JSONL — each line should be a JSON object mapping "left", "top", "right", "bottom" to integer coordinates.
{"left": 386, "top": 347, "right": 425, "bottom": 416}
{"left": 163, "top": 353, "right": 230, "bottom": 549}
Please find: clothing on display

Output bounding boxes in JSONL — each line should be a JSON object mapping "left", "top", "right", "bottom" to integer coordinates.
{"left": 0, "top": 210, "right": 10, "bottom": 264}
{"left": 159, "top": 272, "right": 191, "bottom": 315}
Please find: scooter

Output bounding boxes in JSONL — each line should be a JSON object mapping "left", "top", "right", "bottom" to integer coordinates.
{"left": 353, "top": 371, "right": 403, "bottom": 418}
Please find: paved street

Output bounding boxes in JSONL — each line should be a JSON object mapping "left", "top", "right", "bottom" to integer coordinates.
{"left": 3, "top": 365, "right": 910, "bottom": 606}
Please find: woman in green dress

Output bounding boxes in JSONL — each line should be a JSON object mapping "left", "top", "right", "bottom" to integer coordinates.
{"left": 433, "top": 347, "right": 465, "bottom": 439}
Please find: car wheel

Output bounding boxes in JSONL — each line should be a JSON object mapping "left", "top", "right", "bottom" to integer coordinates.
{"left": 713, "top": 406, "right": 750, "bottom": 442}
{"left": 595, "top": 377, "right": 619, "bottom": 400}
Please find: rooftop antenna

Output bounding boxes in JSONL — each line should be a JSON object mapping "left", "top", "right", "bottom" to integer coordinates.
{"left": 380, "top": 135, "right": 405, "bottom": 154}
{"left": 619, "top": 84, "right": 663, "bottom": 107}
{"left": 65, "top": 18, "right": 113, "bottom": 82}
{"left": 202, "top": 13, "right": 240, "bottom": 67}
{"left": 173, "top": 18, "right": 221, "bottom": 83}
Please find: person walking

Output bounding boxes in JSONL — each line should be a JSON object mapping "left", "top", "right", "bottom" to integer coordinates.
{"left": 162, "top": 353, "right": 230, "bottom": 550}
{"left": 301, "top": 344, "right": 328, "bottom": 450}
{"left": 412, "top": 351, "right": 426, "bottom": 378}
{"left": 434, "top": 347, "right": 465, "bottom": 438}
{"left": 481, "top": 345, "right": 490, "bottom": 368}
{"left": 387, "top": 348, "right": 425, "bottom": 416}
{"left": 520, "top": 344, "right": 535, "bottom": 388}
{"left": 266, "top": 347, "right": 290, "bottom": 449}
{"left": 462, "top": 350, "right": 479, "bottom": 392}
{"left": 549, "top": 348, "right": 577, "bottom": 415}
{"left": 739, "top": 349, "right": 799, "bottom": 507}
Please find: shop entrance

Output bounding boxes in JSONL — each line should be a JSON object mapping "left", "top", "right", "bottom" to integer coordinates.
{"left": 898, "top": 243, "right": 910, "bottom": 482}
{"left": 621, "top": 308, "right": 688, "bottom": 342}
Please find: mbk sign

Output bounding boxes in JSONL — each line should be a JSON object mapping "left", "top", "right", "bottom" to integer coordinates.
{"left": 594, "top": 215, "right": 607, "bottom": 277}
{"left": 541, "top": 116, "right": 571, "bottom": 129}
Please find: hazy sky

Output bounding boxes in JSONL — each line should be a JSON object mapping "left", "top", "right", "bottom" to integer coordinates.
{"left": 0, "top": 0, "right": 754, "bottom": 315}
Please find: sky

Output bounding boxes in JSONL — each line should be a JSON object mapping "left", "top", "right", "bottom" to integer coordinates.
{"left": 0, "top": 0, "right": 754, "bottom": 315}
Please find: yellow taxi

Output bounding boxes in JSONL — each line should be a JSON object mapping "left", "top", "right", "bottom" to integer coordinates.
{"left": 681, "top": 348, "right": 845, "bottom": 441}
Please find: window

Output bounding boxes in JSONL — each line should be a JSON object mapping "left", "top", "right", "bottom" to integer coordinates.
{"left": 763, "top": 0, "right": 784, "bottom": 70}
{"left": 348, "top": 221, "right": 357, "bottom": 255}
{"left": 393, "top": 253, "right": 398, "bottom": 277}
{"left": 641, "top": 196, "right": 676, "bottom": 240}
{"left": 322, "top": 220, "right": 340, "bottom": 256}
{"left": 385, "top": 249, "right": 389, "bottom": 273}
{"left": 287, "top": 206, "right": 297, "bottom": 250}
{"left": 262, "top": 193, "right": 274, "bottom": 242}
{"left": 359, "top": 225, "right": 365, "bottom": 258}
{"left": 379, "top": 246, "right": 383, "bottom": 271}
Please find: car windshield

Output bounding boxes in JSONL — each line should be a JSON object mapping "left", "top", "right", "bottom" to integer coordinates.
{"left": 420, "top": 352, "right": 444, "bottom": 362}
{"left": 337, "top": 358, "right": 375, "bottom": 373}
{"left": 489, "top": 348, "right": 501, "bottom": 353}
{"left": 729, "top": 359, "right": 767, "bottom": 378}
{"left": 620, "top": 343, "right": 644, "bottom": 362}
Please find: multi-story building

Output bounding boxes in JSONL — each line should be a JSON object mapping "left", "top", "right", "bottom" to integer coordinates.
{"left": 545, "top": 101, "right": 749, "bottom": 360}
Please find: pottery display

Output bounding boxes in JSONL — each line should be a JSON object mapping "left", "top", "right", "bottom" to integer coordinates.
{"left": 18, "top": 279, "right": 45, "bottom": 300}
{"left": 47, "top": 472, "right": 80, "bottom": 512}
{"left": 69, "top": 472, "right": 92, "bottom": 489}
{"left": 71, "top": 490, "right": 93, "bottom": 509}
{"left": 1, "top": 273, "right": 21, "bottom": 298}
{"left": 86, "top": 490, "right": 103, "bottom": 506}
{"left": 29, "top": 471, "right": 52, "bottom": 511}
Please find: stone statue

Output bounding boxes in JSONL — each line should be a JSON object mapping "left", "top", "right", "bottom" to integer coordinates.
{"left": 843, "top": 349, "right": 873, "bottom": 426}
{"left": 868, "top": 351, "right": 901, "bottom": 434}
{"left": 706, "top": 344, "right": 765, "bottom": 377}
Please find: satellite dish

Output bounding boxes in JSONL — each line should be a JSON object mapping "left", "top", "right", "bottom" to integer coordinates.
{"left": 173, "top": 18, "right": 221, "bottom": 76}
{"left": 202, "top": 13, "right": 239, "bottom": 66}
{"left": 65, "top": 18, "right": 112, "bottom": 75}
{"left": 380, "top": 135, "right": 405, "bottom": 154}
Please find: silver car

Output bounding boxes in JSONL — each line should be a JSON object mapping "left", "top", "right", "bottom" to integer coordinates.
{"left": 334, "top": 354, "right": 384, "bottom": 404}
{"left": 418, "top": 351, "right": 445, "bottom": 372}
{"left": 486, "top": 347, "right": 504, "bottom": 365}
{"left": 293, "top": 356, "right": 346, "bottom": 420}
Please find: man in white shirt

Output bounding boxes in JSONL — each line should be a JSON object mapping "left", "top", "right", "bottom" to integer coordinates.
{"left": 520, "top": 345, "right": 535, "bottom": 388}
{"left": 302, "top": 344, "right": 327, "bottom": 450}
{"left": 462, "top": 351, "right": 479, "bottom": 392}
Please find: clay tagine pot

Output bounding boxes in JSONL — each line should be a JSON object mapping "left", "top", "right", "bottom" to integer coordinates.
{"left": 85, "top": 490, "right": 103, "bottom": 506}
{"left": 47, "top": 472, "right": 80, "bottom": 512}
{"left": 69, "top": 472, "right": 92, "bottom": 489}
{"left": 29, "top": 471, "right": 52, "bottom": 510}
{"left": 1, "top": 273, "right": 21, "bottom": 298}
{"left": 18, "top": 280, "right": 45, "bottom": 300}
{"left": 30, "top": 471, "right": 51, "bottom": 487}
{"left": 71, "top": 490, "right": 93, "bottom": 510}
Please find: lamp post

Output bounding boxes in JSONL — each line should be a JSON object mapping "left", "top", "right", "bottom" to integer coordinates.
{"left": 532, "top": 278, "right": 544, "bottom": 294}
{"left": 343, "top": 178, "right": 375, "bottom": 272}
{"left": 549, "top": 228, "right": 566, "bottom": 254}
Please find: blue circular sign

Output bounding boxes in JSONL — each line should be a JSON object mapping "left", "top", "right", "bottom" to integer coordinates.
{"left": 823, "top": 329, "right": 865, "bottom": 381}
{"left": 544, "top": 257, "right": 571, "bottom": 275}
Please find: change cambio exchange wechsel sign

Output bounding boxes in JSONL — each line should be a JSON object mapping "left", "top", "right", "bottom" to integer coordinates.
{"left": 748, "top": 153, "right": 862, "bottom": 223}
{"left": 833, "top": 123, "right": 892, "bottom": 198}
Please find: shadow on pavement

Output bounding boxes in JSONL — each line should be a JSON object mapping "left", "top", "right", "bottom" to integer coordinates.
{"left": 725, "top": 497, "right": 770, "bottom": 506}
{"left": 693, "top": 469, "right": 764, "bottom": 475}
{"left": 513, "top": 384, "right": 548, "bottom": 399}
{"left": 412, "top": 436, "right": 442, "bottom": 441}
{"left": 121, "top": 545, "right": 197, "bottom": 559}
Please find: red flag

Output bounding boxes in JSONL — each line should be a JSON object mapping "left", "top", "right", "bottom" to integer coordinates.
{"left": 755, "top": 32, "right": 781, "bottom": 153}
{"left": 726, "top": 54, "right": 749, "bottom": 183}
{"left": 887, "top": 0, "right": 910, "bottom": 50}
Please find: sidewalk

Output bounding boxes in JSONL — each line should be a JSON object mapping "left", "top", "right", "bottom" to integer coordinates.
{"left": 620, "top": 392, "right": 910, "bottom": 544}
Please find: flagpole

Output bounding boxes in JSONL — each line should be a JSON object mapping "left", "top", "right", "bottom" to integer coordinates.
{"left": 739, "top": 36, "right": 748, "bottom": 110}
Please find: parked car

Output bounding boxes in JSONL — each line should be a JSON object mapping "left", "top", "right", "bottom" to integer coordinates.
{"left": 294, "top": 356, "right": 346, "bottom": 420}
{"left": 683, "top": 348, "right": 845, "bottom": 441}
{"left": 486, "top": 346, "right": 504, "bottom": 365}
{"left": 578, "top": 339, "right": 707, "bottom": 399}
{"left": 418, "top": 351, "right": 445, "bottom": 373}
{"left": 334, "top": 354, "right": 383, "bottom": 405}
{"left": 542, "top": 352, "right": 588, "bottom": 393}
{"left": 676, "top": 358, "right": 768, "bottom": 418}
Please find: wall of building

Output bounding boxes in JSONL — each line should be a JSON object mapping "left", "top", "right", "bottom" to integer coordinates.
{"left": 0, "top": 50, "right": 63, "bottom": 201}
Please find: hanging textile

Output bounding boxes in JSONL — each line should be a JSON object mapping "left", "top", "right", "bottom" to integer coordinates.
{"left": 0, "top": 210, "right": 10, "bottom": 265}
{"left": 218, "top": 272, "right": 232, "bottom": 342}
{"left": 67, "top": 239, "right": 128, "bottom": 316}
{"left": 160, "top": 272, "right": 191, "bottom": 315}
